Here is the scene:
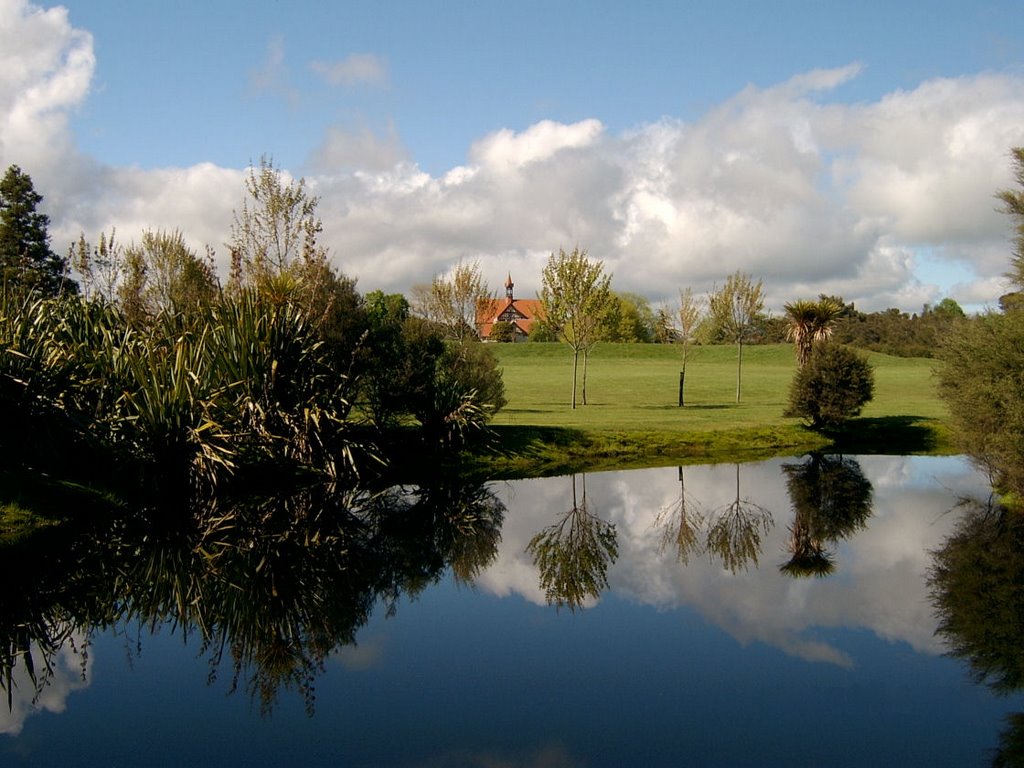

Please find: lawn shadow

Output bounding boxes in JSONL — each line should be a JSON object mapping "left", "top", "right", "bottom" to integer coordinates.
{"left": 827, "top": 415, "right": 945, "bottom": 454}
{"left": 637, "top": 404, "right": 731, "bottom": 412}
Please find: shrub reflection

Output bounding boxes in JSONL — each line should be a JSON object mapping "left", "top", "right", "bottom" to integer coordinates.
{"left": 0, "top": 477, "right": 505, "bottom": 716}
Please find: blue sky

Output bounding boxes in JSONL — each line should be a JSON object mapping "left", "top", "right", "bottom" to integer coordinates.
{"left": 3, "top": 0, "right": 1024, "bottom": 311}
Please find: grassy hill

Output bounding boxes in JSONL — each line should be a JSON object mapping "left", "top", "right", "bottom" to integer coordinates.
{"left": 476, "top": 342, "right": 949, "bottom": 476}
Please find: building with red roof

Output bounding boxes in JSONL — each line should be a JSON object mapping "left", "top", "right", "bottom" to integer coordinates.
{"left": 477, "top": 274, "right": 545, "bottom": 341}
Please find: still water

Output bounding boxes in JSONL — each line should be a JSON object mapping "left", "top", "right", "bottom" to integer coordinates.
{"left": 2, "top": 455, "right": 1021, "bottom": 767}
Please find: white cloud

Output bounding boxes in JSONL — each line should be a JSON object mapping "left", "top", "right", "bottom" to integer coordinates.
{"left": 0, "top": 0, "right": 93, "bottom": 171}
{"left": 308, "top": 122, "right": 407, "bottom": 173}
{"left": 469, "top": 119, "right": 605, "bottom": 170}
{"left": 3, "top": 3, "right": 1023, "bottom": 314}
{"left": 249, "top": 37, "right": 299, "bottom": 106}
{"left": 310, "top": 53, "right": 388, "bottom": 87}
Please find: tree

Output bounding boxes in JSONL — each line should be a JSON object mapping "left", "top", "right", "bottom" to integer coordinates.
{"left": 488, "top": 320, "right": 515, "bottom": 343}
{"left": 539, "top": 247, "right": 613, "bottom": 408}
{"left": 412, "top": 260, "right": 493, "bottom": 343}
{"left": 600, "top": 291, "right": 655, "bottom": 342}
{"left": 708, "top": 271, "right": 764, "bottom": 403}
{"left": 938, "top": 309, "right": 1024, "bottom": 499}
{"left": 676, "top": 287, "right": 704, "bottom": 406}
{"left": 938, "top": 148, "right": 1024, "bottom": 500}
{"left": 118, "top": 229, "right": 219, "bottom": 324}
{"left": 784, "top": 297, "right": 843, "bottom": 367}
{"left": 229, "top": 156, "right": 331, "bottom": 306}
{"left": 653, "top": 305, "right": 677, "bottom": 344}
{"left": 787, "top": 343, "right": 875, "bottom": 430}
{"left": 69, "top": 229, "right": 121, "bottom": 303}
{"left": 0, "top": 165, "right": 73, "bottom": 296}
{"left": 229, "top": 156, "right": 360, "bottom": 349}
{"left": 997, "top": 146, "right": 1024, "bottom": 291}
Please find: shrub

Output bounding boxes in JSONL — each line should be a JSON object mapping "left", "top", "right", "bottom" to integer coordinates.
{"left": 786, "top": 343, "right": 874, "bottom": 430}
{"left": 488, "top": 321, "right": 515, "bottom": 343}
{"left": 937, "top": 309, "right": 1024, "bottom": 500}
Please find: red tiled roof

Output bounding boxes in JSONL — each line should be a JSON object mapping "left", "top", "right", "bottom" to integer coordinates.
{"left": 477, "top": 297, "right": 545, "bottom": 338}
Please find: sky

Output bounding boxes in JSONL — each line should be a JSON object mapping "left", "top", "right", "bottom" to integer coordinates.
{"left": 2, "top": 0, "right": 1024, "bottom": 314}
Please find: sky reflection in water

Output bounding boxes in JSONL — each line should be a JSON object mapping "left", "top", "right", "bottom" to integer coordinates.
{"left": 2, "top": 455, "right": 1019, "bottom": 767}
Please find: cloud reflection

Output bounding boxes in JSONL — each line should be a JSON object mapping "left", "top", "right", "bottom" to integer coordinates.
{"left": 0, "top": 637, "right": 90, "bottom": 736}
{"left": 480, "top": 456, "right": 987, "bottom": 667}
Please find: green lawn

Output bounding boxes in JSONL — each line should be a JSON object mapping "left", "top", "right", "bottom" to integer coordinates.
{"left": 476, "top": 342, "right": 949, "bottom": 476}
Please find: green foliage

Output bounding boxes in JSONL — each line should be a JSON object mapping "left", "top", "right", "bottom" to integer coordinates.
{"left": 0, "top": 165, "right": 73, "bottom": 297}
{"left": 356, "top": 305, "right": 505, "bottom": 447}
{"left": 230, "top": 156, "right": 325, "bottom": 287}
{"left": 709, "top": 271, "right": 765, "bottom": 403}
{"left": 539, "top": 246, "right": 613, "bottom": 408}
{"left": 488, "top": 320, "right": 515, "bottom": 343}
{"left": 938, "top": 309, "right": 1024, "bottom": 498}
{"left": 831, "top": 299, "right": 965, "bottom": 358}
{"left": 997, "top": 146, "right": 1024, "bottom": 291}
{"left": 787, "top": 343, "right": 875, "bottom": 430}
{"left": 412, "top": 260, "right": 492, "bottom": 343}
{"left": 117, "top": 229, "right": 219, "bottom": 325}
{"left": 784, "top": 297, "right": 843, "bottom": 367}
{"left": 0, "top": 289, "right": 368, "bottom": 498}
{"left": 600, "top": 291, "right": 655, "bottom": 342}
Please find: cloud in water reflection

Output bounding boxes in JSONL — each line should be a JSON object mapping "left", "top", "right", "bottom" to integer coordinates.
{"left": 480, "top": 456, "right": 990, "bottom": 667}
{"left": 0, "top": 637, "right": 90, "bottom": 736}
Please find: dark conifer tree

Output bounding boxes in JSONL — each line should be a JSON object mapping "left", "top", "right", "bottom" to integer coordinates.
{"left": 0, "top": 164, "right": 74, "bottom": 295}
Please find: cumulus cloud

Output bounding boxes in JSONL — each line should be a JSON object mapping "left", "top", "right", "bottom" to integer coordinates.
{"left": 0, "top": 0, "right": 93, "bottom": 172}
{"left": 310, "top": 53, "right": 388, "bottom": 87}
{"left": 308, "top": 122, "right": 407, "bottom": 173}
{"left": 3, "top": 1, "right": 1023, "bottom": 312}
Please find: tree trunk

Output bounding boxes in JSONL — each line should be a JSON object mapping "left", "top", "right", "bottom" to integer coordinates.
{"left": 735, "top": 341, "right": 743, "bottom": 403}
{"left": 571, "top": 348, "right": 579, "bottom": 409}
{"left": 582, "top": 348, "right": 589, "bottom": 405}
{"left": 678, "top": 370, "right": 685, "bottom": 406}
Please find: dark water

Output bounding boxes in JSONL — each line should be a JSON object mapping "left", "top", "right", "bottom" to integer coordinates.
{"left": 2, "top": 456, "right": 1020, "bottom": 767}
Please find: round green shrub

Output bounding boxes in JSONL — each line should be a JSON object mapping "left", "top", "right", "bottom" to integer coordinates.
{"left": 786, "top": 343, "right": 874, "bottom": 430}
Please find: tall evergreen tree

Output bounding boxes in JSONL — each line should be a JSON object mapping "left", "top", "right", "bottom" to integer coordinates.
{"left": 0, "top": 165, "right": 72, "bottom": 295}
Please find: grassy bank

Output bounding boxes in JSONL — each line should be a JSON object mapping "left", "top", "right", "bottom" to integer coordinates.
{"left": 472, "top": 342, "right": 950, "bottom": 476}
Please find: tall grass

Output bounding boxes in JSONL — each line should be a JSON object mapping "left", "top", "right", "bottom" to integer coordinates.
{"left": 0, "top": 289, "right": 369, "bottom": 500}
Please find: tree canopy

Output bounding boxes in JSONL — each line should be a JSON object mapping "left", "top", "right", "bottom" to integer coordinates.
{"left": 709, "top": 271, "right": 764, "bottom": 403}
{"left": 539, "top": 247, "right": 613, "bottom": 408}
{"left": 0, "top": 165, "right": 72, "bottom": 296}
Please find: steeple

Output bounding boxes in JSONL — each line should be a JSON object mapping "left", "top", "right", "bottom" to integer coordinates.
{"left": 505, "top": 273, "right": 514, "bottom": 300}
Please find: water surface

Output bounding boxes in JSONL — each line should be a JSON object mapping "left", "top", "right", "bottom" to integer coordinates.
{"left": 2, "top": 455, "right": 1019, "bottom": 767}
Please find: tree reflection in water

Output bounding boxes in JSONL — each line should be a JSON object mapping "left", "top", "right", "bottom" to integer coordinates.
{"left": 930, "top": 497, "right": 1024, "bottom": 767}
{"left": 0, "top": 476, "right": 505, "bottom": 716}
{"left": 779, "top": 454, "right": 873, "bottom": 578}
{"left": 705, "top": 464, "right": 773, "bottom": 573}
{"left": 525, "top": 474, "right": 619, "bottom": 612}
{"left": 654, "top": 466, "right": 705, "bottom": 565}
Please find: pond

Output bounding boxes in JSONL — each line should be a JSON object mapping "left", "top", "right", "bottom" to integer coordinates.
{"left": 2, "top": 455, "right": 1022, "bottom": 767}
